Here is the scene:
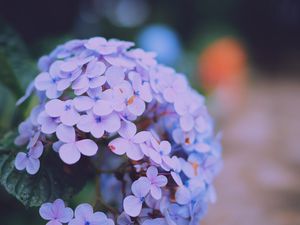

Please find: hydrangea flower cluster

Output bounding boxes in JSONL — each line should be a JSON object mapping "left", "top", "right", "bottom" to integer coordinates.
{"left": 14, "top": 37, "right": 222, "bottom": 225}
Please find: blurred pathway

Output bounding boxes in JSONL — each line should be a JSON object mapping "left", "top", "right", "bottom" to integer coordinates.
{"left": 203, "top": 80, "right": 300, "bottom": 225}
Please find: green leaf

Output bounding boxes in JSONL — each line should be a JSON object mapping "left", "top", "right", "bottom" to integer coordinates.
{"left": 0, "top": 20, "right": 37, "bottom": 98}
{"left": 0, "top": 132, "right": 93, "bottom": 207}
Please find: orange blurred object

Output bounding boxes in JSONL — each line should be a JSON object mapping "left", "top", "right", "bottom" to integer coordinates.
{"left": 198, "top": 37, "right": 247, "bottom": 91}
{"left": 198, "top": 37, "right": 248, "bottom": 120}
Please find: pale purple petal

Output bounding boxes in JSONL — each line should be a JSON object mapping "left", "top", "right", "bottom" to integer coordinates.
{"left": 75, "top": 139, "right": 98, "bottom": 156}
{"left": 34, "top": 72, "right": 51, "bottom": 90}
{"left": 45, "top": 99, "right": 65, "bottom": 117}
{"left": 72, "top": 76, "right": 89, "bottom": 90}
{"left": 132, "top": 131, "right": 151, "bottom": 144}
{"left": 89, "top": 76, "right": 106, "bottom": 88}
{"left": 126, "top": 144, "right": 144, "bottom": 161}
{"left": 127, "top": 96, "right": 145, "bottom": 116}
{"left": 123, "top": 195, "right": 142, "bottom": 217}
{"left": 101, "top": 113, "right": 121, "bottom": 133}
{"left": 154, "top": 175, "right": 168, "bottom": 187}
{"left": 57, "top": 78, "right": 72, "bottom": 91}
{"left": 93, "top": 100, "right": 112, "bottom": 116}
{"left": 39, "top": 203, "right": 55, "bottom": 220}
{"left": 180, "top": 115, "right": 194, "bottom": 132}
{"left": 56, "top": 124, "right": 75, "bottom": 143}
{"left": 108, "top": 138, "right": 129, "bottom": 155}
{"left": 77, "top": 114, "right": 94, "bottom": 133}
{"left": 73, "top": 96, "right": 95, "bottom": 111}
{"left": 46, "top": 87, "right": 62, "bottom": 99}
{"left": 139, "top": 83, "right": 152, "bottom": 103}
{"left": 59, "top": 143, "right": 81, "bottom": 164}
{"left": 146, "top": 166, "right": 158, "bottom": 180}
{"left": 131, "top": 177, "right": 151, "bottom": 197}
{"left": 74, "top": 203, "right": 94, "bottom": 221}
{"left": 86, "top": 61, "right": 106, "bottom": 78}
{"left": 105, "top": 66, "right": 125, "bottom": 87}
{"left": 60, "top": 109, "right": 80, "bottom": 126}
{"left": 118, "top": 120, "right": 136, "bottom": 139}
{"left": 26, "top": 158, "right": 40, "bottom": 175}
{"left": 29, "top": 141, "right": 43, "bottom": 158}
{"left": 38, "top": 112, "right": 58, "bottom": 134}
{"left": 175, "top": 186, "right": 191, "bottom": 205}
{"left": 15, "top": 152, "right": 28, "bottom": 170}
{"left": 150, "top": 185, "right": 162, "bottom": 200}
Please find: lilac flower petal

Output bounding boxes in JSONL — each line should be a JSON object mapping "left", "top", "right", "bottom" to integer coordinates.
{"left": 180, "top": 115, "right": 194, "bottom": 132}
{"left": 139, "top": 83, "right": 153, "bottom": 103}
{"left": 60, "top": 61, "right": 78, "bottom": 72}
{"left": 35, "top": 72, "right": 51, "bottom": 90}
{"left": 16, "top": 81, "right": 35, "bottom": 106}
{"left": 86, "top": 61, "right": 106, "bottom": 78}
{"left": 171, "top": 172, "right": 183, "bottom": 186}
{"left": 72, "top": 76, "right": 89, "bottom": 90}
{"left": 73, "top": 96, "right": 94, "bottom": 111}
{"left": 38, "top": 112, "right": 58, "bottom": 134}
{"left": 56, "top": 124, "right": 75, "bottom": 143}
{"left": 132, "top": 177, "right": 151, "bottom": 197}
{"left": 108, "top": 138, "right": 129, "bottom": 155}
{"left": 46, "top": 86, "right": 62, "bottom": 99}
{"left": 126, "top": 144, "right": 144, "bottom": 161}
{"left": 118, "top": 120, "right": 136, "bottom": 139}
{"left": 146, "top": 166, "right": 158, "bottom": 180}
{"left": 148, "top": 149, "right": 162, "bottom": 164}
{"left": 105, "top": 66, "right": 125, "bottom": 87}
{"left": 175, "top": 186, "right": 191, "bottom": 205}
{"left": 102, "top": 113, "right": 121, "bottom": 133}
{"left": 46, "top": 220, "right": 62, "bottom": 225}
{"left": 45, "top": 99, "right": 64, "bottom": 117}
{"left": 39, "top": 203, "right": 55, "bottom": 220}
{"left": 26, "top": 158, "right": 40, "bottom": 175}
{"left": 61, "top": 109, "right": 80, "bottom": 126}
{"left": 89, "top": 76, "right": 106, "bottom": 88}
{"left": 91, "top": 126, "right": 104, "bottom": 138}
{"left": 77, "top": 114, "right": 94, "bottom": 133}
{"left": 150, "top": 185, "right": 162, "bottom": 200}
{"left": 123, "top": 195, "right": 142, "bottom": 217}
{"left": 15, "top": 152, "right": 28, "bottom": 170}
{"left": 30, "top": 141, "right": 43, "bottom": 158}
{"left": 52, "top": 141, "right": 63, "bottom": 152}
{"left": 93, "top": 100, "right": 112, "bottom": 116}
{"left": 56, "top": 78, "right": 72, "bottom": 91}
{"left": 159, "top": 141, "right": 171, "bottom": 154}
{"left": 127, "top": 96, "right": 145, "bottom": 116}
{"left": 59, "top": 143, "right": 81, "bottom": 164}
{"left": 132, "top": 131, "right": 150, "bottom": 144}
{"left": 76, "top": 139, "right": 98, "bottom": 156}
{"left": 74, "top": 203, "right": 94, "bottom": 221}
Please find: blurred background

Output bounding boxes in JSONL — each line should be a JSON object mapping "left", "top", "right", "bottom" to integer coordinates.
{"left": 0, "top": 0, "right": 300, "bottom": 224}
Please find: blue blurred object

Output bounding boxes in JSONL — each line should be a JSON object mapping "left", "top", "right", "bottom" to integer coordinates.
{"left": 137, "top": 24, "right": 182, "bottom": 66}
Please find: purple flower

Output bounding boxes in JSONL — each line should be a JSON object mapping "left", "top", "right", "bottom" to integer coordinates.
{"left": 126, "top": 71, "right": 152, "bottom": 116}
{"left": 69, "top": 203, "right": 114, "bottom": 225}
{"left": 15, "top": 141, "right": 43, "bottom": 175}
{"left": 146, "top": 166, "right": 167, "bottom": 200}
{"left": 72, "top": 60, "right": 106, "bottom": 95}
{"left": 77, "top": 111, "right": 121, "bottom": 138}
{"left": 37, "top": 111, "right": 60, "bottom": 134}
{"left": 56, "top": 124, "right": 98, "bottom": 164}
{"left": 39, "top": 199, "right": 73, "bottom": 225}
{"left": 117, "top": 212, "right": 134, "bottom": 225}
{"left": 85, "top": 37, "right": 118, "bottom": 55}
{"left": 164, "top": 204, "right": 189, "bottom": 225}
{"left": 34, "top": 71, "right": 62, "bottom": 99}
{"left": 45, "top": 99, "right": 80, "bottom": 126}
{"left": 109, "top": 122, "right": 149, "bottom": 160}
{"left": 142, "top": 218, "right": 167, "bottom": 225}
{"left": 123, "top": 177, "right": 151, "bottom": 217}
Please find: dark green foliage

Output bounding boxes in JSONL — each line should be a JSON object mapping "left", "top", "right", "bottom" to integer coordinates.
{"left": 0, "top": 132, "right": 93, "bottom": 207}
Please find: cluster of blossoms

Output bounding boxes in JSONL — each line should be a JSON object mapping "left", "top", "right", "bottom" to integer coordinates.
{"left": 14, "top": 37, "right": 222, "bottom": 224}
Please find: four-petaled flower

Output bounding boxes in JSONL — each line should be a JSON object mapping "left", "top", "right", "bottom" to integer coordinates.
{"left": 69, "top": 203, "right": 114, "bottom": 225}
{"left": 123, "top": 177, "right": 151, "bottom": 217}
{"left": 39, "top": 199, "right": 73, "bottom": 225}
{"left": 146, "top": 166, "right": 168, "bottom": 200}
{"left": 15, "top": 141, "right": 43, "bottom": 175}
